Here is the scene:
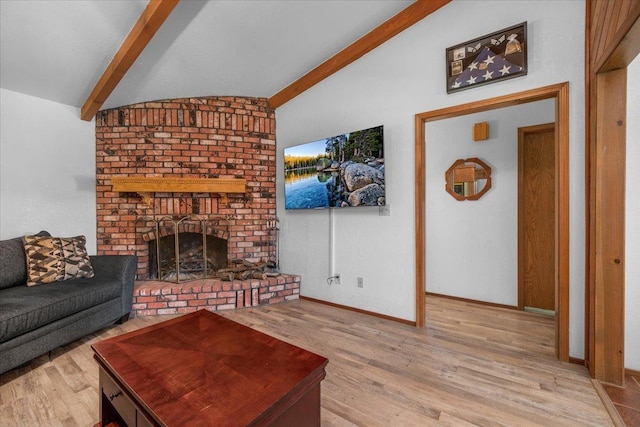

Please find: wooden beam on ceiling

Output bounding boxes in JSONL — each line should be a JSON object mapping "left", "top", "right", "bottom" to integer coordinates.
{"left": 80, "top": 0, "right": 180, "bottom": 121}
{"left": 268, "top": 0, "right": 451, "bottom": 110}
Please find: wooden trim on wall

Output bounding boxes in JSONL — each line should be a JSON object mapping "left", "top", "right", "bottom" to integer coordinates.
{"left": 415, "top": 114, "right": 426, "bottom": 328}
{"left": 81, "top": 0, "right": 180, "bottom": 121}
{"left": 425, "top": 292, "right": 517, "bottom": 311}
{"left": 299, "top": 296, "right": 416, "bottom": 326}
{"left": 584, "top": 0, "right": 594, "bottom": 375}
{"left": 569, "top": 357, "right": 586, "bottom": 366}
{"left": 626, "top": 368, "right": 640, "bottom": 377}
{"left": 556, "top": 83, "right": 570, "bottom": 362}
{"left": 415, "top": 83, "right": 570, "bottom": 362}
{"left": 268, "top": 0, "right": 451, "bottom": 109}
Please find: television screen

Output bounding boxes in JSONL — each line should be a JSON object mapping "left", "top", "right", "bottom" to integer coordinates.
{"left": 284, "top": 125, "right": 385, "bottom": 210}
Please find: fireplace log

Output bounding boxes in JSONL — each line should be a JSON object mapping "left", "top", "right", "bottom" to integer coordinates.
{"left": 238, "top": 269, "right": 267, "bottom": 280}
{"left": 218, "top": 272, "right": 235, "bottom": 281}
{"left": 218, "top": 270, "right": 267, "bottom": 281}
{"left": 241, "top": 260, "right": 262, "bottom": 268}
{"left": 216, "top": 261, "right": 269, "bottom": 281}
{"left": 218, "top": 262, "right": 267, "bottom": 274}
{"left": 217, "top": 267, "right": 244, "bottom": 274}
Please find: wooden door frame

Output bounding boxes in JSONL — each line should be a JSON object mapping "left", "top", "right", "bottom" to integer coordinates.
{"left": 585, "top": 0, "right": 640, "bottom": 384}
{"left": 414, "top": 82, "right": 570, "bottom": 362}
{"left": 518, "top": 123, "right": 557, "bottom": 311}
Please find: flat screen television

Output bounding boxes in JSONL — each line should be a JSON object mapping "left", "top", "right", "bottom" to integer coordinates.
{"left": 284, "top": 125, "right": 385, "bottom": 210}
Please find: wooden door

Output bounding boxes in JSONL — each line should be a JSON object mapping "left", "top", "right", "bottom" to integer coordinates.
{"left": 518, "top": 123, "right": 556, "bottom": 312}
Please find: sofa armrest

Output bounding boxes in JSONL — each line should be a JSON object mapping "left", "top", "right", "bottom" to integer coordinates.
{"left": 90, "top": 255, "right": 137, "bottom": 317}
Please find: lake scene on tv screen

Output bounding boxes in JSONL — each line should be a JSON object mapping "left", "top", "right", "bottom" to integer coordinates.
{"left": 284, "top": 125, "right": 385, "bottom": 210}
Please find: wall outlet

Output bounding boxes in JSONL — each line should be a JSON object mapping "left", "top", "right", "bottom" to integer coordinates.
{"left": 357, "top": 277, "right": 364, "bottom": 288}
{"left": 327, "top": 274, "right": 341, "bottom": 285}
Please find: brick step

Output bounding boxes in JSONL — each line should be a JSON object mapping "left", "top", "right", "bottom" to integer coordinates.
{"left": 131, "top": 274, "right": 300, "bottom": 316}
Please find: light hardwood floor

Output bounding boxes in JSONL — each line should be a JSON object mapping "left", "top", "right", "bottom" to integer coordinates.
{"left": 0, "top": 297, "right": 613, "bottom": 426}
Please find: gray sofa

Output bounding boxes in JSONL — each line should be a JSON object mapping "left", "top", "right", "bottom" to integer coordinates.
{"left": 0, "top": 232, "right": 137, "bottom": 374}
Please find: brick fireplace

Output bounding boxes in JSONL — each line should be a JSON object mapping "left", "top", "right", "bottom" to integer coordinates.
{"left": 95, "top": 96, "right": 298, "bottom": 315}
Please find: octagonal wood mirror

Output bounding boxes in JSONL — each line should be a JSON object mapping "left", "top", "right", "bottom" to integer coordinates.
{"left": 445, "top": 157, "right": 492, "bottom": 201}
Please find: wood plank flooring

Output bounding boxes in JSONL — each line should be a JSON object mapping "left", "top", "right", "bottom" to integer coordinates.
{"left": 0, "top": 297, "right": 613, "bottom": 426}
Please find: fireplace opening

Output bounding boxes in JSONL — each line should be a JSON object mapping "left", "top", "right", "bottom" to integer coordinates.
{"left": 138, "top": 215, "right": 232, "bottom": 283}
{"left": 149, "top": 232, "right": 228, "bottom": 281}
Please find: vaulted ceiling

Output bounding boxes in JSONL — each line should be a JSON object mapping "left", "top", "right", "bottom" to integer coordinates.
{"left": 0, "top": 0, "right": 446, "bottom": 118}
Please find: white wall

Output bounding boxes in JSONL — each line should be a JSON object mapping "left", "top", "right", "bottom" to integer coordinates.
{"left": 276, "top": 0, "right": 587, "bottom": 357}
{"left": 0, "top": 88, "right": 97, "bottom": 252}
{"left": 626, "top": 55, "right": 640, "bottom": 370}
{"left": 425, "top": 100, "right": 555, "bottom": 305}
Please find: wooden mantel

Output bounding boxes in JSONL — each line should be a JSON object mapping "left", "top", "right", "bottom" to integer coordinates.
{"left": 111, "top": 177, "right": 246, "bottom": 205}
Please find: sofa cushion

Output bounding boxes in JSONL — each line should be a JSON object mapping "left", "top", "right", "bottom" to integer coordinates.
{"left": 0, "top": 231, "right": 50, "bottom": 290}
{"left": 0, "top": 275, "right": 122, "bottom": 342}
{"left": 23, "top": 235, "right": 94, "bottom": 286}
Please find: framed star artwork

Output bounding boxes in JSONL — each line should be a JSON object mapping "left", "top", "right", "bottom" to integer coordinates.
{"left": 446, "top": 22, "right": 527, "bottom": 94}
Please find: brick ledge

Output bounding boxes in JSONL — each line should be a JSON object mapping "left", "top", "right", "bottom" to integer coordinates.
{"left": 131, "top": 274, "right": 300, "bottom": 316}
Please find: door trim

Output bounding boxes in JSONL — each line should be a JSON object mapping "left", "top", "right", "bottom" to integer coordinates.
{"left": 585, "top": 0, "right": 640, "bottom": 385}
{"left": 414, "top": 82, "right": 570, "bottom": 361}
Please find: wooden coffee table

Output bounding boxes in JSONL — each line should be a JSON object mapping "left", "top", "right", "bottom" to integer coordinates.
{"left": 92, "top": 310, "right": 328, "bottom": 426}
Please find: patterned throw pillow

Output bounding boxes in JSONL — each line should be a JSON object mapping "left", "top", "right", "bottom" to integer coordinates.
{"left": 23, "top": 235, "right": 94, "bottom": 286}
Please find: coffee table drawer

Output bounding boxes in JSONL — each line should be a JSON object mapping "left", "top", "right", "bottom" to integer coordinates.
{"left": 99, "top": 368, "right": 138, "bottom": 427}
